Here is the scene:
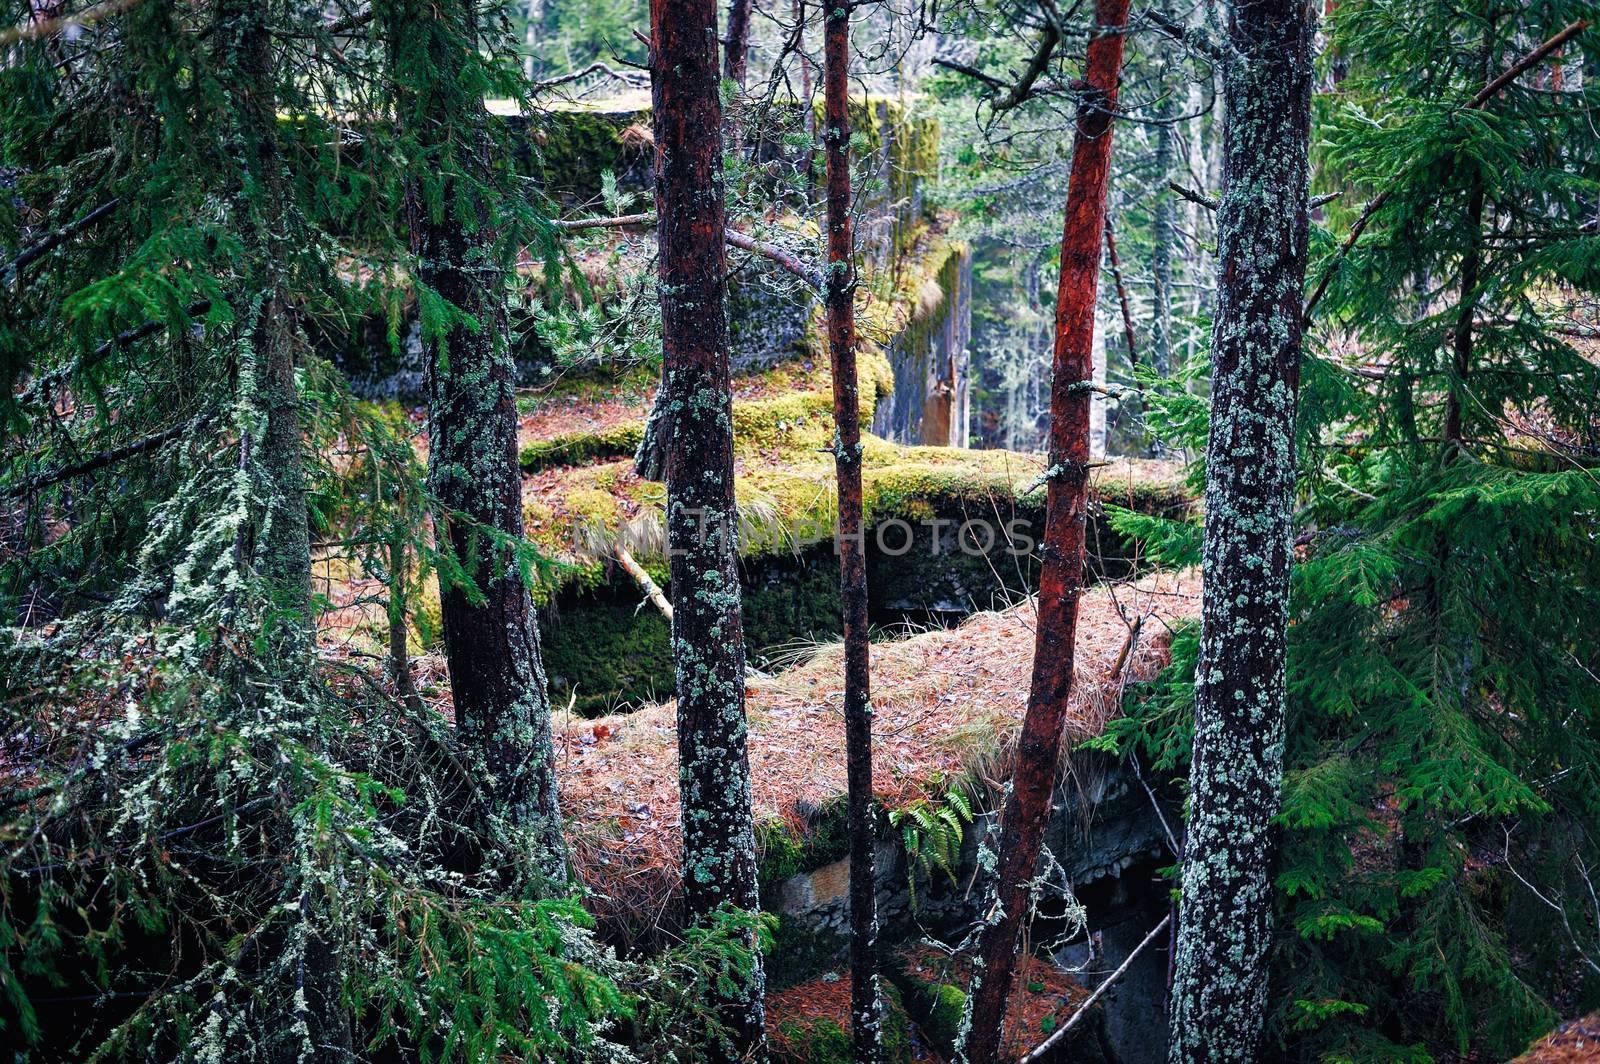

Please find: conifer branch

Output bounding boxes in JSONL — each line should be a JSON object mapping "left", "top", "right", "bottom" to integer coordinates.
{"left": 1304, "top": 18, "right": 1589, "bottom": 325}
{"left": 2, "top": 198, "right": 118, "bottom": 284}
{"left": 5, "top": 418, "right": 191, "bottom": 497}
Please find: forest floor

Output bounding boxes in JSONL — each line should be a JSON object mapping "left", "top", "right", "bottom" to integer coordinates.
{"left": 555, "top": 570, "right": 1199, "bottom": 928}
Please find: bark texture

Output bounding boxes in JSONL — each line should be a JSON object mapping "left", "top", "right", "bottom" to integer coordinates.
{"left": 650, "top": 1, "right": 767, "bottom": 1057}
{"left": 215, "top": 0, "right": 311, "bottom": 643}
{"left": 725, "top": 0, "right": 754, "bottom": 86}
{"left": 1166, "top": 1, "right": 1315, "bottom": 1060}
{"left": 960, "top": 0, "right": 1129, "bottom": 1058}
{"left": 823, "top": 5, "right": 884, "bottom": 1062}
{"left": 390, "top": 0, "right": 566, "bottom": 881}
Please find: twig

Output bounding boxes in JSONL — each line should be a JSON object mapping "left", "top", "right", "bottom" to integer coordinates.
{"left": 1017, "top": 913, "right": 1173, "bottom": 1064}
{"left": 1167, "top": 181, "right": 1215, "bottom": 212}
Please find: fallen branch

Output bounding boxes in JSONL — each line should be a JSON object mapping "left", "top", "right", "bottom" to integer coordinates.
{"left": 616, "top": 544, "right": 672, "bottom": 622}
{"left": 552, "top": 212, "right": 654, "bottom": 232}
{"left": 1016, "top": 913, "right": 1173, "bottom": 1064}
{"left": 1303, "top": 18, "right": 1589, "bottom": 325}
{"left": 724, "top": 230, "right": 822, "bottom": 290}
{"left": 533, "top": 61, "right": 647, "bottom": 95}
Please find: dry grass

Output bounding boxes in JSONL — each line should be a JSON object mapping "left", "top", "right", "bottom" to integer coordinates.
{"left": 556, "top": 571, "right": 1200, "bottom": 926}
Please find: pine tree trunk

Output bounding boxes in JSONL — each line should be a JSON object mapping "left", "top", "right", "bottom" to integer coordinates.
{"left": 387, "top": 0, "right": 566, "bottom": 882}
{"left": 650, "top": 2, "right": 767, "bottom": 1057}
{"left": 959, "top": 0, "right": 1129, "bottom": 1058}
{"left": 822, "top": 6, "right": 884, "bottom": 1061}
{"left": 726, "top": 0, "right": 754, "bottom": 86}
{"left": 1166, "top": 1, "right": 1316, "bottom": 1060}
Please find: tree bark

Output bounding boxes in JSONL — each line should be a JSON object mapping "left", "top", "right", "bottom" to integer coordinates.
{"left": 1151, "top": 73, "right": 1177, "bottom": 376}
{"left": 822, "top": 6, "right": 883, "bottom": 1062}
{"left": 650, "top": 2, "right": 767, "bottom": 1058}
{"left": 959, "top": 0, "right": 1129, "bottom": 1058}
{"left": 385, "top": 0, "right": 567, "bottom": 882}
{"left": 1166, "top": 1, "right": 1315, "bottom": 1060}
{"left": 214, "top": 0, "right": 311, "bottom": 658}
{"left": 725, "top": 0, "right": 754, "bottom": 86}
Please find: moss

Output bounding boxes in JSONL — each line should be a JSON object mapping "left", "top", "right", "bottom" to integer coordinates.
{"left": 511, "top": 106, "right": 654, "bottom": 204}
{"left": 538, "top": 588, "right": 674, "bottom": 715}
{"left": 519, "top": 421, "right": 646, "bottom": 472}
{"left": 924, "top": 982, "right": 968, "bottom": 1055}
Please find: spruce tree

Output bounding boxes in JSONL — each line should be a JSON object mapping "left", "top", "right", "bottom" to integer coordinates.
{"left": 379, "top": 0, "right": 567, "bottom": 883}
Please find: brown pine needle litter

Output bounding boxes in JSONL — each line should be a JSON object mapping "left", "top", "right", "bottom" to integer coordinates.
{"left": 557, "top": 570, "right": 1200, "bottom": 929}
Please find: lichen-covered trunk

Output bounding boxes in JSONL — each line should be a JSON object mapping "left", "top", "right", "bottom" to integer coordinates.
{"left": 960, "top": 0, "right": 1128, "bottom": 1058}
{"left": 212, "top": 3, "right": 341, "bottom": 1051}
{"left": 823, "top": 6, "right": 884, "bottom": 1062}
{"left": 388, "top": 0, "right": 566, "bottom": 882}
{"left": 1166, "top": 1, "right": 1315, "bottom": 1060}
{"left": 215, "top": 0, "right": 311, "bottom": 652}
{"left": 650, "top": 2, "right": 767, "bottom": 1057}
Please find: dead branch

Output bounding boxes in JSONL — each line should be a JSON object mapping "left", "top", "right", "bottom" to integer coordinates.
{"left": 1017, "top": 913, "right": 1174, "bottom": 1064}
{"left": 616, "top": 544, "right": 672, "bottom": 622}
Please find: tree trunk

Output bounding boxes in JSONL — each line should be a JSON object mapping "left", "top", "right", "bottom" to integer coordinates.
{"left": 822, "top": 5, "right": 884, "bottom": 1062}
{"left": 726, "top": 0, "right": 754, "bottom": 86}
{"left": 1151, "top": 75, "right": 1176, "bottom": 377}
{"left": 1166, "top": 1, "right": 1315, "bottom": 1060}
{"left": 386, "top": 0, "right": 567, "bottom": 882}
{"left": 212, "top": 0, "right": 311, "bottom": 661}
{"left": 959, "top": 0, "right": 1129, "bottom": 1058}
{"left": 650, "top": 2, "right": 767, "bottom": 1058}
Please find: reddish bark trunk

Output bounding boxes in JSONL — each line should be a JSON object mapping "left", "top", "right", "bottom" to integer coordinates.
{"left": 725, "top": 0, "right": 754, "bottom": 86}
{"left": 650, "top": 2, "right": 766, "bottom": 1058}
{"left": 822, "top": 6, "right": 883, "bottom": 1063}
{"left": 961, "top": 0, "right": 1129, "bottom": 1059}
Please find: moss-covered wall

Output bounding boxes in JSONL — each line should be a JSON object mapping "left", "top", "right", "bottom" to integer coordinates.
{"left": 538, "top": 481, "right": 1189, "bottom": 715}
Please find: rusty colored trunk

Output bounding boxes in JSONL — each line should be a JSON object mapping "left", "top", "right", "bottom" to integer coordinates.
{"left": 823, "top": 5, "right": 883, "bottom": 1062}
{"left": 960, "top": 0, "right": 1129, "bottom": 1059}
{"left": 725, "top": 0, "right": 754, "bottom": 86}
{"left": 650, "top": 2, "right": 766, "bottom": 1057}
